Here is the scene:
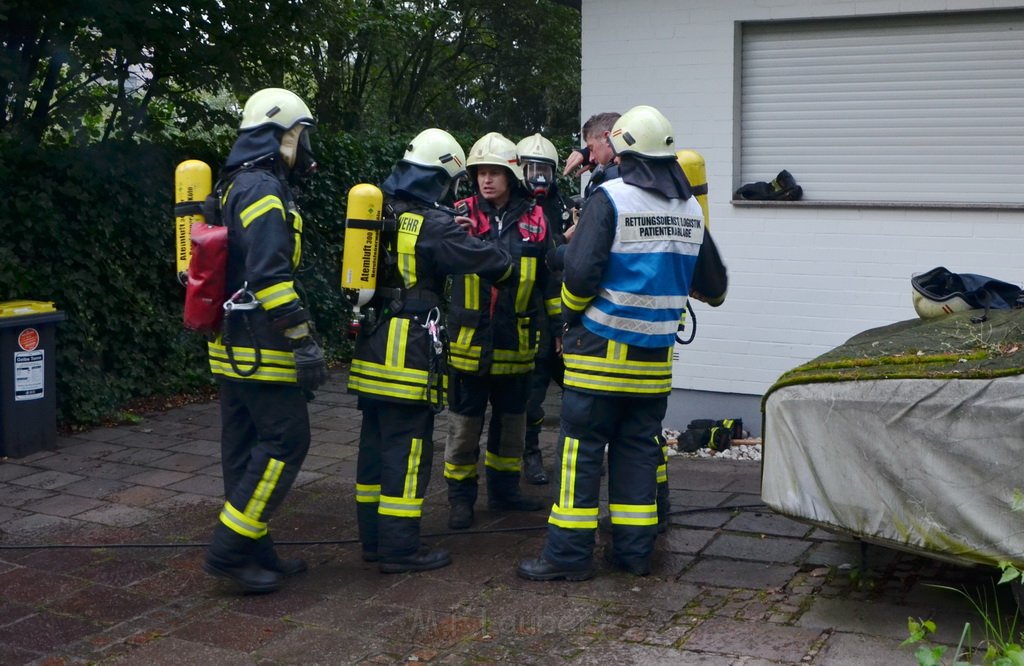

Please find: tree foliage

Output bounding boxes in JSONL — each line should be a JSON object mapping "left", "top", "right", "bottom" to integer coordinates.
{"left": 1, "top": 0, "right": 581, "bottom": 144}
{"left": 0, "top": 1, "right": 581, "bottom": 426}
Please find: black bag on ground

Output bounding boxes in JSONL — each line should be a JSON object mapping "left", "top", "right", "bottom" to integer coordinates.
{"left": 680, "top": 419, "right": 739, "bottom": 452}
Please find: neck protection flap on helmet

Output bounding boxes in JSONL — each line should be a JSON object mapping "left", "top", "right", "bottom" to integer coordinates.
{"left": 381, "top": 162, "right": 451, "bottom": 205}
{"left": 619, "top": 156, "right": 693, "bottom": 200}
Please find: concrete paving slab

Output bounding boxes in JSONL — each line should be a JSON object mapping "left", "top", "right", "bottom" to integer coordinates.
{"left": 59, "top": 477, "right": 133, "bottom": 499}
{"left": 0, "top": 463, "right": 42, "bottom": 482}
{"left": 74, "top": 503, "right": 158, "bottom": 527}
{"left": 703, "top": 532, "right": 810, "bottom": 563}
{"left": 683, "top": 616, "right": 823, "bottom": 662}
{"left": 797, "top": 596, "right": 979, "bottom": 645}
{"left": 146, "top": 452, "right": 218, "bottom": 473}
{"left": 1, "top": 513, "right": 80, "bottom": 537}
{"left": 122, "top": 468, "right": 193, "bottom": 488}
{"left": 31, "top": 494, "right": 108, "bottom": 517}
{"left": 680, "top": 558, "right": 799, "bottom": 589}
{"left": 101, "top": 446, "right": 174, "bottom": 466}
{"left": 726, "top": 510, "right": 815, "bottom": 538}
{"left": 9, "top": 469, "right": 84, "bottom": 490}
{"left": 816, "top": 631, "right": 926, "bottom": 665}
{"left": 164, "top": 474, "right": 224, "bottom": 497}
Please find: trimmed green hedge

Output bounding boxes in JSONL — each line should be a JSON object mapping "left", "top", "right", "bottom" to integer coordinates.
{"left": 0, "top": 130, "right": 580, "bottom": 427}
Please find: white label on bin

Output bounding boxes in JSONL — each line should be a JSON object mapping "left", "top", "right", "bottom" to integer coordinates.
{"left": 14, "top": 350, "right": 44, "bottom": 401}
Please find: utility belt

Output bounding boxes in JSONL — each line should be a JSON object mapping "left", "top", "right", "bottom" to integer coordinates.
{"left": 375, "top": 287, "right": 439, "bottom": 316}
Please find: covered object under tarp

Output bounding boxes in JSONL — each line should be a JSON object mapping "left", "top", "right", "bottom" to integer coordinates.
{"left": 762, "top": 309, "right": 1024, "bottom": 568}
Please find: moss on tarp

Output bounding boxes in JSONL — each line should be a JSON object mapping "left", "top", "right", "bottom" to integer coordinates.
{"left": 764, "top": 309, "right": 1024, "bottom": 407}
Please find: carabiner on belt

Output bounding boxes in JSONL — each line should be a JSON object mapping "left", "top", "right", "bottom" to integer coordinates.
{"left": 422, "top": 306, "right": 444, "bottom": 356}
{"left": 224, "top": 282, "right": 261, "bottom": 313}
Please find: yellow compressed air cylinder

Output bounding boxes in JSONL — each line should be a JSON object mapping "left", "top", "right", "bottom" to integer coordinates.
{"left": 341, "top": 183, "right": 384, "bottom": 316}
{"left": 676, "top": 149, "right": 709, "bottom": 228}
{"left": 174, "top": 160, "right": 212, "bottom": 278}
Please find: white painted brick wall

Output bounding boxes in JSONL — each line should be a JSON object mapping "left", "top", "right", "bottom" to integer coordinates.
{"left": 581, "top": 0, "right": 1024, "bottom": 396}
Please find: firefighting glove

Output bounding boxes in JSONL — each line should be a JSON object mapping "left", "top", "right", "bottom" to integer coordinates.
{"left": 292, "top": 336, "right": 328, "bottom": 392}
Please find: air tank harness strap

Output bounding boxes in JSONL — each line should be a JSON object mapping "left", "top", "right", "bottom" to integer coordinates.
{"left": 422, "top": 306, "right": 448, "bottom": 414}
{"left": 222, "top": 283, "right": 262, "bottom": 377}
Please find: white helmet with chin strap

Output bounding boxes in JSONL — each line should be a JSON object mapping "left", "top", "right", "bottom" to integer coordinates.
{"left": 609, "top": 105, "right": 677, "bottom": 160}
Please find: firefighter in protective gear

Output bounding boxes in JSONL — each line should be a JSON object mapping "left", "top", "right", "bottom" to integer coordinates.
{"left": 347, "top": 129, "right": 514, "bottom": 573}
{"left": 486, "top": 134, "right": 575, "bottom": 486}
{"left": 444, "top": 132, "right": 556, "bottom": 530}
{"left": 518, "top": 105, "right": 728, "bottom": 581}
{"left": 202, "top": 88, "right": 327, "bottom": 594}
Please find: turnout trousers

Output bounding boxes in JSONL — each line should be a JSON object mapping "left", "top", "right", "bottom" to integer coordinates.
{"left": 543, "top": 388, "right": 666, "bottom": 570}
{"left": 356, "top": 397, "right": 435, "bottom": 559}
{"left": 218, "top": 379, "right": 311, "bottom": 541}
{"left": 445, "top": 372, "right": 530, "bottom": 502}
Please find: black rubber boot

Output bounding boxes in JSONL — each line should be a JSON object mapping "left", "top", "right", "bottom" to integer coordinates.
{"left": 255, "top": 534, "right": 307, "bottom": 576}
{"left": 603, "top": 546, "right": 651, "bottom": 577}
{"left": 203, "top": 524, "right": 281, "bottom": 594}
{"left": 517, "top": 557, "right": 594, "bottom": 582}
{"left": 522, "top": 431, "right": 548, "bottom": 485}
{"left": 487, "top": 469, "right": 545, "bottom": 512}
{"left": 447, "top": 477, "right": 477, "bottom": 529}
{"left": 448, "top": 502, "right": 475, "bottom": 530}
{"left": 379, "top": 546, "right": 452, "bottom": 574}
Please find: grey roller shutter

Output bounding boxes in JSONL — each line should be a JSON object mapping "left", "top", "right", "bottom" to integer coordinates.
{"left": 739, "top": 10, "right": 1024, "bottom": 205}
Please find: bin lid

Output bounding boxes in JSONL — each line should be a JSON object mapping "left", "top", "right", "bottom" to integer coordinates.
{"left": 0, "top": 300, "right": 57, "bottom": 318}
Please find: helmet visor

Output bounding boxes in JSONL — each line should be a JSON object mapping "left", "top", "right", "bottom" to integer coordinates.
{"left": 523, "top": 161, "right": 554, "bottom": 190}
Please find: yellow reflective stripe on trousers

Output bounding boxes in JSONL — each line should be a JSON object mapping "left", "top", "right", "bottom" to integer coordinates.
{"left": 244, "top": 458, "right": 285, "bottom": 521}
{"left": 558, "top": 436, "right": 580, "bottom": 509}
{"left": 355, "top": 483, "right": 381, "bottom": 504}
{"left": 220, "top": 501, "right": 267, "bottom": 538}
{"left": 403, "top": 438, "right": 423, "bottom": 498}
{"left": 609, "top": 503, "right": 658, "bottom": 526}
{"left": 254, "top": 280, "right": 298, "bottom": 311}
{"left": 484, "top": 450, "right": 520, "bottom": 473}
{"left": 379, "top": 494, "right": 423, "bottom": 518}
{"left": 515, "top": 257, "right": 536, "bottom": 313}
{"left": 444, "top": 462, "right": 477, "bottom": 481}
{"left": 386, "top": 317, "right": 409, "bottom": 369}
{"left": 397, "top": 213, "right": 423, "bottom": 287}
{"left": 240, "top": 195, "right": 285, "bottom": 229}
{"left": 548, "top": 503, "right": 599, "bottom": 529}
{"left": 545, "top": 296, "right": 561, "bottom": 317}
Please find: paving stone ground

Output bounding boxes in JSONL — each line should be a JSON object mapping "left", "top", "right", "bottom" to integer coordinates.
{"left": 0, "top": 369, "right": 1014, "bottom": 665}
